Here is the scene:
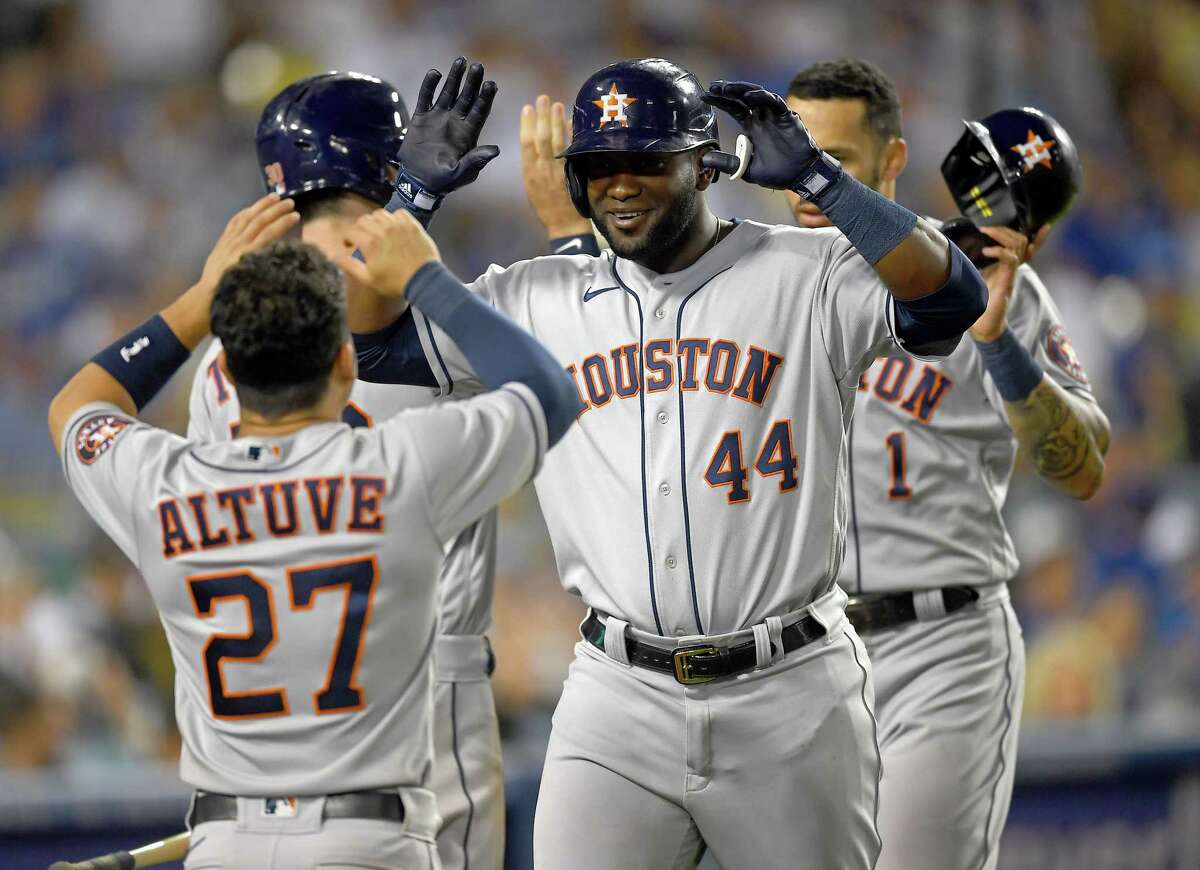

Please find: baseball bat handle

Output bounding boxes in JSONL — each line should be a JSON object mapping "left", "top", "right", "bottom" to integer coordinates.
{"left": 47, "top": 852, "right": 134, "bottom": 870}
{"left": 48, "top": 831, "right": 190, "bottom": 870}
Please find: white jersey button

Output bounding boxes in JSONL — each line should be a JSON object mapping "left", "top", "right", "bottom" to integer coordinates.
{"left": 656, "top": 411, "right": 669, "bottom": 424}
{"left": 665, "top": 556, "right": 677, "bottom": 569}
{"left": 654, "top": 308, "right": 666, "bottom": 319}
{"left": 659, "top": 483, "right": 671, "bottom": 496}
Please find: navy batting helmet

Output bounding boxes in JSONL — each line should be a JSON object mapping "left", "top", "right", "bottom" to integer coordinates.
{"left": 256, "top": 72, "right": 408, "bottom": 207}
{"left": 560, "top": 58, "right": 719, "bottom": 217}
{"left": 941, "top": 106, "right": 1082, "bottom": 236}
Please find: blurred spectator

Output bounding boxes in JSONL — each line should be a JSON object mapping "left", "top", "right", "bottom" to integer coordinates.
{"left": 0, "top": 0, "right": 1198, "bottom": 780}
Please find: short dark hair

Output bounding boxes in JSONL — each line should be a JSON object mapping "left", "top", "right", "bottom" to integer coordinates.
{"left": 292, "top": 189, "right": 366, "bottom": 222}
{"left": 210, "top": 240, "right": 347, "bottom": 419}
{"left": 787, "top": 59, "right": 902, "bottom": 143}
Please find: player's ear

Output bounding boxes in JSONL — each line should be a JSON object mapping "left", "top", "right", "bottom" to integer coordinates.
{"left": 879, "top": 136, "right": 908, "bottom": 184}
{"left": 695, "top": 147, "right": 716, "bottom": 190}
{"left": 334, "top": 340, "right": 358, "bottom": 383}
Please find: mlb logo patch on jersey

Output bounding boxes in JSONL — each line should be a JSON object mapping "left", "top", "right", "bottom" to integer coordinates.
{"left": 1044, "top": 324, "right": 1088, "bottom": 384}
{"left": 262, "top": 797, "right": 298, "bottom": 818}
{"left": 75, "top": 413, "right": 132, "bottom": 465}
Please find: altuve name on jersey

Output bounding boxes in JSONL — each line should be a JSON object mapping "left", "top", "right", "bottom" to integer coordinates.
{"left": 566, "top": 338, "right": 785, "bottom": 413}
{"left": 157, "top": 476, "right": 387, "bottom": 558}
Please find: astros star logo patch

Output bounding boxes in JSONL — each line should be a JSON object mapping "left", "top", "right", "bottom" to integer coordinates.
{"left": 1011, "top": 130, "right": 1056, "bottom": 173}
{"left": 594, "top": 83, "right": 637, "bottom": 129}
{"left": 75, "top": 413, "right": 132, "bottom": 465}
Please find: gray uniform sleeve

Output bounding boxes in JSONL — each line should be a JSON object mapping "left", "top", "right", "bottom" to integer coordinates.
{"left": 411, "top": 263, "right": 514, "bottom": 399}
{"left": 60, "top": 401, "right": 182, "bottom": 566}
{"left": 983, "top": 265, "right": 1095, "bottom": 409}
{"left": 390, "top": 382, "right": 548, "bottom": 544}
{"left": 814, "top": 235, "right": 900, "bottom": 385}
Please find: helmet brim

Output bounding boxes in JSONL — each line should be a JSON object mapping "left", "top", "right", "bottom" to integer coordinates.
{"left": 559, "top": 126, "right": 717, "bottom": 159}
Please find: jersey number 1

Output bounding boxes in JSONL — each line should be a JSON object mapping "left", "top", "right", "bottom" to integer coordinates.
{"left": 187, "top": 556, "right": 378, "bottom": 719}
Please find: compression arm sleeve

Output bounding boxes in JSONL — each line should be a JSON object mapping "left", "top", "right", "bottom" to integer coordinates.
{"left": 401, "top": 262, "right": 580, "bottom": 445}
{"left": 891, "top": 242, "right": 988, "bottom": 356}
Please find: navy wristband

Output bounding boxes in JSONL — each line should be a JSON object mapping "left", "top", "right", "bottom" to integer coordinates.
{"left": 807, "top": 171, "right": 918, "bottom": 266}
{"left": 90, "top": 314, "right": 191, "bottom": 410}
{"left": 974, "top": 329, "right": 1044, "bottom": 402}
{"left": 389, "top": 166, "right": 443, "bottom": 227}
{"left": 548, "top": 233, "right": 600, "bottom": 257}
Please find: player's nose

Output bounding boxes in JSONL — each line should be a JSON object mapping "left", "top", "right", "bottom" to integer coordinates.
{"left": 603, "top": 173, "right": 642, "bottom": 201}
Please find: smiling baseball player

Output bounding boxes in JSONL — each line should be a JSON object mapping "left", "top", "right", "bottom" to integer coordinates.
{"left": 351, "top": 57, "right": 991, "bottom": 869}
{"left": 187, "top": 63, "right": 510, "bottom": 870}
{"left": 784, "top": 59, "right": 1110, "bottom": 870}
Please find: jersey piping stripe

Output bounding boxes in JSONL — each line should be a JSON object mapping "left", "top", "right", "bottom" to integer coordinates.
{"left": 610, "top": 257, "right": 664, "bottom": 636}
{"left": 978, "top": 605, "right": 1017, "bottom": 870}
{"left": 847, "top": 417, "right": 864, "bottom": 594}
{"left": 847, "top": 630, "right": 883, "bottom": 862}
{"left": 421, "top": 313, "right": 455, "bottom": 396}
{"left": 185, "top": 429, "right": 345, "bottom": 474}
{"left": 502, "top": 385, "right": 546, "bottom": 481}
{"left": 674, "top": 267, "right": 735, "bottom": 636}
{"left": 450, "top": 683, "right": 476, "bottom": 870}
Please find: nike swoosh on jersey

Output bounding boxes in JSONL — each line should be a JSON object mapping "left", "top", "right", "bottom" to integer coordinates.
{"left": 554, "top": 238, "right": 584, "bottom": 254}
{"left": 582, "top": 285, "right": 619, "bottom": 303}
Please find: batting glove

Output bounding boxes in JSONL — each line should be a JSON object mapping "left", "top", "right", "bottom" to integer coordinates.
{"left": 701, "top": 80, "right": 843, "bottom": 201}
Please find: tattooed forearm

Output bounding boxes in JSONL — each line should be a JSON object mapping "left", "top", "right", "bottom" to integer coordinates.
{"left": 1004, "top": 377, "right": 1106, "bottom": 499}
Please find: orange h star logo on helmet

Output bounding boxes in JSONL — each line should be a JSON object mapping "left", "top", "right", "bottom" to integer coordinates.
{"left": 594, "top": 83, "right": 637, "bottom": 129}
{"left": 1011, "top": 129, "right": 1056, "bottom": 173}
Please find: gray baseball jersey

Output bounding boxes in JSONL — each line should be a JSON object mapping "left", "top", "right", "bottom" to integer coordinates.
{"left": 838, "top": 264, "right": 1095, "bottom": 593}
{"left": 59, "top": 387, "right": 544, "bottom": 796}
{"left": 188, "top": 338, "right": 498, "bottom": 636}
{"left": 408, "top": 219, "right": 911, "bottom": 636}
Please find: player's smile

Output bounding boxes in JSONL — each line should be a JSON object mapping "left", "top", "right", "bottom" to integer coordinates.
{"left": 605, "top": 205, "right": 654, "bottom": 234}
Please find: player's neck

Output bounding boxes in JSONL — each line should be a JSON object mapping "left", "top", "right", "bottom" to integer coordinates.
{"left": 237, "top": 411, "right": 341, "bottom": 439}
{"left": 237, "top": 393, "right": 347, "bottom": 439}
{"left": 347, "top": 284, "right": 407, "bottom": 334}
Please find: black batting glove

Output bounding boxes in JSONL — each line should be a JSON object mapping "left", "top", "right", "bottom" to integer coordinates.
{"left": 392, "top": 57, "right": 499, "bottom": 215}
{"left": 701, "top": 80, "right": 843, "bottom": 200}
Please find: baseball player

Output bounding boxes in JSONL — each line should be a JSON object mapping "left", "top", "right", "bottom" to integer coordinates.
{"left": 784, "top": 60, "right": 1111, "bottom": 870}
{"left": 353, "top": 57, "right": 991, "bottom": 869}
{"left": 50, "top": 194, "right": 579, "bottom": 869}
{"left": 188, "top": 64, "right": 508, "bottom": 870}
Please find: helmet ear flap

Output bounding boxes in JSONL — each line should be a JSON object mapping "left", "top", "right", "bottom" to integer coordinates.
{"left": 565, "top": 159, "right": 590, "bottom": 218}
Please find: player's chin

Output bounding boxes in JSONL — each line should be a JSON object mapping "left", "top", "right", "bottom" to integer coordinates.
{"left": 792, "top": 204, "right": 833, "bottom": 229}
{"left": 599, "top": 212, "right": 657, "bottom": 254}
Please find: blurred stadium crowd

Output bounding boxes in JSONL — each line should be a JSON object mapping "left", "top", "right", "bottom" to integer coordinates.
{"left": 2, "top": 0, "right": 1199, "bottom": 781}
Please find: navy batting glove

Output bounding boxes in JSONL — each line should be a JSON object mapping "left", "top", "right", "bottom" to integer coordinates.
{"left": 701, "top": 81, "right": 843, "bottom": 200}
{"left": 392, "top": 57, "right": 500, "bottom": 215}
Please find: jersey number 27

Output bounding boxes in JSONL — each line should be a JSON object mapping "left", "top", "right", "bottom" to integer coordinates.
{"left": 187, "top": 556, "right": 377, "bottom": 719}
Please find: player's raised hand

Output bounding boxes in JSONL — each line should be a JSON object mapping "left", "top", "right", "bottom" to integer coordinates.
{"left": 198, "top": 193, "right": 299, "bottom": 293}
{"left": 395, "top": 57, "right": 500, "bottom": 198}
{"left": 701, "top": 81, "right": 827, "bottom": 190}
{"left": 968, "top": 225, "right": 1037, "bottom": 342}
{"left": 338, "top": 208, "right": 441, "bottom": 299}
{"left": 520, "top": 95, "right": 591, "bottom": 239}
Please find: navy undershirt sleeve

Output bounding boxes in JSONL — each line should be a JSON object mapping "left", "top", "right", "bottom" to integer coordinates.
{"left": 362, "top": 263, "right": 581, "bottom": 446}
{"left": 891, "top": 242, "right": 988, "bottom": 356}
{"left": 353, "top": 309, "right": 439, "bottom": 387}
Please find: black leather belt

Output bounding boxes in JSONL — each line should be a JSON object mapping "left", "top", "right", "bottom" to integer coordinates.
{"left": 189, "top": 790, "right": 405, "bottom": 826}
{"left": 845, "top": 586, "right": 980, "bottom": 635}
{"left": 582, "top": 611, "right": 826, "bottom": 685}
